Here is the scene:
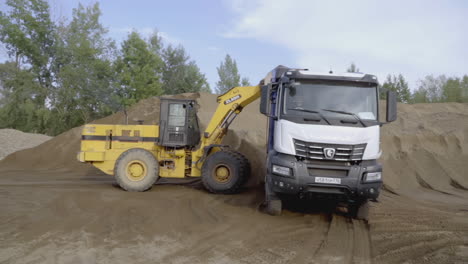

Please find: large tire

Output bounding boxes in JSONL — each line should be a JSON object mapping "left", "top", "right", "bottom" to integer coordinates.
{"left": 114, "top": 148, "right": 159, "bottom": 192}
{"left": 201, "top": 150, "right": 250, "bottom": 194}
{"left": 265, "top": 199, "right": 282, "bottom": 216}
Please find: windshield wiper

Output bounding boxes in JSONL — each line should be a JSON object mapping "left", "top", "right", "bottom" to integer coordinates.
{"left": 321, "top": 109, "right": 367, "bottom": 127}
{"left": 287, "top": 108, "right": 331, "bottom": 125}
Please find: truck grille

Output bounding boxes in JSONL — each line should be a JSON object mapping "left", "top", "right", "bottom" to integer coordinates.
{"left": 293, "top": 139, "right": 367, "bottom": 161}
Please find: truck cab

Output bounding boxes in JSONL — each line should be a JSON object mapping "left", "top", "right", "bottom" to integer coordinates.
{"left": 260, "top": 66, "right": 397, "bottom": 218}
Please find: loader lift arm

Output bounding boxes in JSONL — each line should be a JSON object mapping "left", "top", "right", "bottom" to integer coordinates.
{"left": 190, "top": 85, "right": 261, "bottom": 176}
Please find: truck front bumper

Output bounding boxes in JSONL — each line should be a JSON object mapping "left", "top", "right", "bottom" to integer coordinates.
{"left": 267, "top": 152, "right": 382, "bottom": 200}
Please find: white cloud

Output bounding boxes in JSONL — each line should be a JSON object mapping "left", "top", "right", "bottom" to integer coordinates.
{"left": 223, "top": 0, "right": 467, "bottom": 88}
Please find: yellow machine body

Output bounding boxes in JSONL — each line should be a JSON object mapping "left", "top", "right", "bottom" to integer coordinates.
{"left": 77, "top": 85, "right": 261, "bottom": 179}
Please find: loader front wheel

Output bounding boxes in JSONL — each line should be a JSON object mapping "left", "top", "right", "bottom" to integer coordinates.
{"left": 114, "top": 149, "right": 159, "bottom": 192}
{"left": 201, "top": 150, "right": 250, "bottom": 194}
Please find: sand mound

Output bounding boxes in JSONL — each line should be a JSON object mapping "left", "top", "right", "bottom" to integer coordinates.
{"left": 1, "top": 93, "right": 467, "bottom": 196}
{"left": 380, "top": 103, "right": 468, "bottom": 196}
{"left": 0, "top": 129, "right": 51, "bottom": 161}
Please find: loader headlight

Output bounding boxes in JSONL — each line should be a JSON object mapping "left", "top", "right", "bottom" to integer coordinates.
{"left": 272, "top": 164, "right": 292, "bottom": 177}
{"left": 364, "top": 172, "right": 381, "bottom": 182}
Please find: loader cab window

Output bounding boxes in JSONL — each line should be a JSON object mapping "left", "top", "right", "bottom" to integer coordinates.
{"left": 159, "top": 99, "right": 201, "bottom": 147}
{"left": 168, "top": 104, "right": 186, "bottom": 127}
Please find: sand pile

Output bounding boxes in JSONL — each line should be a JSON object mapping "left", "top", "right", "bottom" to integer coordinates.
{"left": 0, "top": 129, "right": 51, "bottom": 161}
{"left": 380, "top": 103, "right": 468, "bottom": 196}
{"left": 0, "top": 93, "right": 466, "bottom": 196}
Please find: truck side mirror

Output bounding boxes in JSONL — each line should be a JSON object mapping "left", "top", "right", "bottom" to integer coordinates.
{"left": 260, "top": 84, "right": 270, "bottom": 115}
{"left": 386, "top": 91, "right": 397, "bottom": 122}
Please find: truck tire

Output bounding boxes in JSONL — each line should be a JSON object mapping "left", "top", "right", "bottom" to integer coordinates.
{"left": 350, "top": 200, "right": 369, "bottom": 221}
{"left": 265, "top": 199, "right": 282, "bottom": 216}
{"left": 201, "top": 150, "right": 250, "bottom": 194}
{"left": 114, "top": 148, "right": 159, "bottom": 192}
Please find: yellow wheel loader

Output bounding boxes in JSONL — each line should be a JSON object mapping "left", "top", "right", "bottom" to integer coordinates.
{"left": 77, "top": 86, "right": 261, "bottom": 193}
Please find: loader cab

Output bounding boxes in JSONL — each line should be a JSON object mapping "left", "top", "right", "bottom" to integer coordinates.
{"left": 159, "top": 98, "right": 200, "bottom": 148}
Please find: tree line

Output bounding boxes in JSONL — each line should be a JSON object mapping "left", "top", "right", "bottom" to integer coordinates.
{"left": 0, "top": 0, "right": 213, "bottom": 135}
{"left": 347, "top": 62, "right": 468, "bottom": 104}
{"left": 0, "top": 1, "right": 465, "bottom": 136}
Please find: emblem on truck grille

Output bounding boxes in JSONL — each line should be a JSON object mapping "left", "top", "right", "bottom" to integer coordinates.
{"left": 323, "top": 148, "right": 336, "bottom": 159}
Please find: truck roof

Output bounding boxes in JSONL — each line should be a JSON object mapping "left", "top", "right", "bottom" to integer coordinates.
{"left": 262, "top": 65, "right": 379, "bottom": 86}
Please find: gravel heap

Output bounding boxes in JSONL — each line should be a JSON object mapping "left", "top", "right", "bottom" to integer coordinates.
{"left": 0, "top": 129, "right": 51, "bottom": 160}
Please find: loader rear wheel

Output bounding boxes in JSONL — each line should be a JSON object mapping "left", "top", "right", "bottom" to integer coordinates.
{"left": 201, "top": 150, "right": 250, "bottom": 194}
{"left": 114, "top": 149, "right": 159, "bottom": 192}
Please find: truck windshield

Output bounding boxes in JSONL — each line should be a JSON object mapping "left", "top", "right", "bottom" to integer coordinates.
{"left": 282, "top": 82, "right": 378, "bottom": 121}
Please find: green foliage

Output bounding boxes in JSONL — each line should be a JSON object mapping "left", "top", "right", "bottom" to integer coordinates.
{"left": 162, "top": 44, "right": 210, "bottom": 94}
{"left": 442, "top": 77, "right": 462, "bottom": 103}
{"left": 114, "top": 31, "right": 163, "bottom": 107}
{"left": 346, "top": 62, "right": 359, "bottom": 73}
{"left": 461, "top": 76, "right": 468, "bottom": 103}
{"left": 49, "top": 3, "right": 116, "bottom": 134}
{"left": 216, "top": 54, "right": 250, "bottom": 93}
{"left": 411, "top": 87, "right": 429, "bottom": 103}
{"left": 0, "top": 1, "right": 213, "bottom": 135}
{"left": 0, "top": 0, "right": 54, "bottom": 109}
{"left": 409, "top": 75, "right": 468, "bottom": 104}
{"left": 0, "top": 62, "right": 49, "bottom": 132}
{"left": 415, "top": 75, "right": 446, "bottom": 103}
{"left": 382, "top": 74, "right": 411, "bottom": 103}
{"left": 241, "top": 77, "right": 251, "bottom": 86}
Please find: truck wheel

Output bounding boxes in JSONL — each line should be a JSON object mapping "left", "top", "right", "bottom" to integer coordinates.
{"left": 114, "top": 149, "right": 159, "bottom": 192}
{"left": 265, "top": 199, "right": 282, "bottom": 216}
{"left": 350, "top": 200, "right": 369, "bottom": 221}
{"left": 201, "top": 150, "right": 250, "bottom": 194}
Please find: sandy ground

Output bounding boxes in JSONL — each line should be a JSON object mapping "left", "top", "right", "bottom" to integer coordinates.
{"left": 0, "top": 169, "right": 466, "bottom": 264}
{"left": 0, "top": 93, "right": 467, "bottom": 263}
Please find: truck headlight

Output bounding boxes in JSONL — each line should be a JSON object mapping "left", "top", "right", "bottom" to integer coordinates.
{"left": 365, "top": 172, "right": 381, "bottom": 182}
{"left": 272, "top": 164, "right": 292, "bottom": 177}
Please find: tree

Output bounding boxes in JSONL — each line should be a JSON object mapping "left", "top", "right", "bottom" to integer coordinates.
{"left": 396, "top": 74, "right": 411, "bottom": 103}
{"left": 241, "top": 77, "right": 251, "bottom": 86}
{"left": 382, "top": 74, "right": 411, "bottom": 103}
{"left": 0, "top": 62, "right": 49, "bottom": 132}
{"left": 417, "top": 75, "right": 446, "bottom": 103}
{"left": 442, "top": 77, "right": 462, "bottom": 102}
{"left": 411, "top": 87, "right": 429, "bottom": 103}
{"left": 114, "top": 31, "right": 163, "bottom": 108}
{"left": 185, "top": 61, "right": 211, "bottom": 93}
{"left": 50, "top": 3, "right": 116, "bottom": 134}
{"left": 216, "top": 54, "right": 247, "bottom": 93}
{"left": 162, "top": 44, "right": 209, "bottom": 94}
{"left": 346, "top": 62, "right": 359, "bottom": 73}
{"left": 0, "top": 0, "right": 55, "bottom": 109}
{"left": 461, "top": 75, "right": 468, "bottom": 103}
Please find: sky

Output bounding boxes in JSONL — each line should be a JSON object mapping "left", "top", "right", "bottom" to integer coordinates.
{"left": 1, "top": 0, "right": 467, "bottom": 91}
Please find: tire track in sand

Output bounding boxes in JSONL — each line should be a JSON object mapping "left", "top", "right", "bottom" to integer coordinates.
{"left": 310, "top": 215, "right": 372, "bottom": 264}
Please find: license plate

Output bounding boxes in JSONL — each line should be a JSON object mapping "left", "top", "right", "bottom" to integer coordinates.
{"left": 315, "top": 177, "right": 341, "bottom": 184}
